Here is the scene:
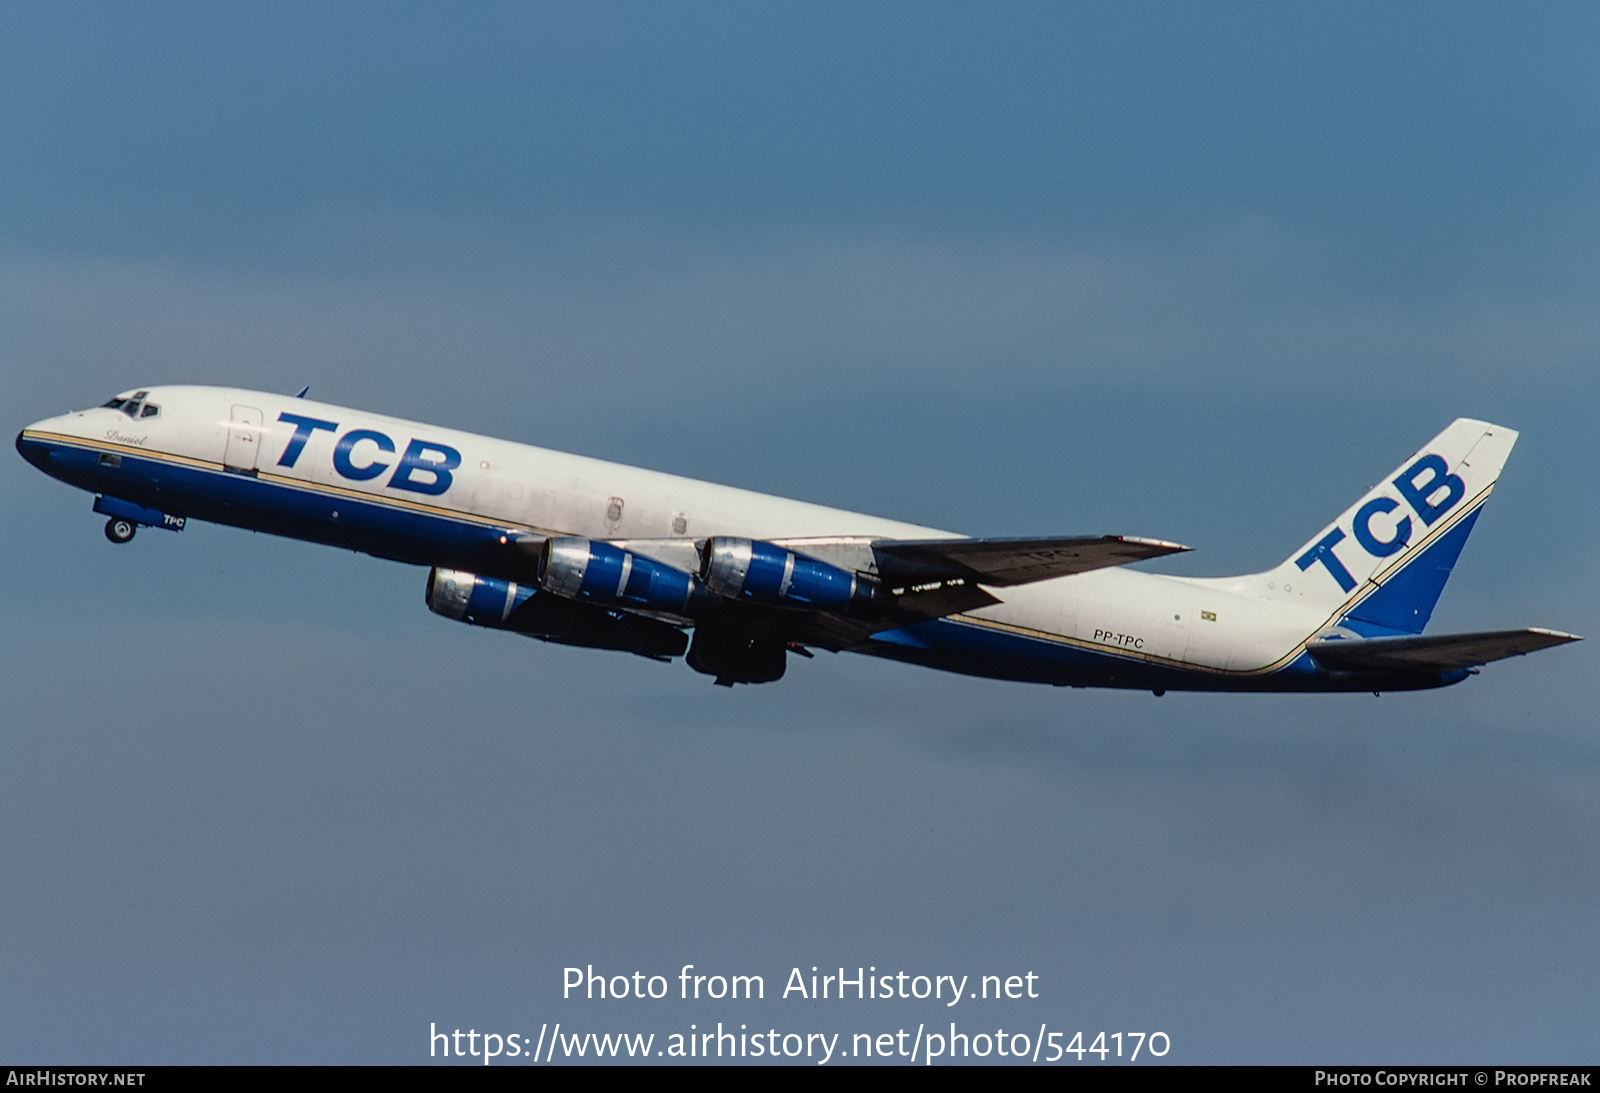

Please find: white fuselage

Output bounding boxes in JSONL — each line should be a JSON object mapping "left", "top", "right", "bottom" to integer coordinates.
{"left": 20, "top": 385, "right": 1500, "bottom": 690}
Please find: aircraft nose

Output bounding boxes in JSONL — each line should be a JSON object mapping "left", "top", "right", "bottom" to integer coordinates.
{"left": 15, "top": 426, "right": 53, "bottom": 471}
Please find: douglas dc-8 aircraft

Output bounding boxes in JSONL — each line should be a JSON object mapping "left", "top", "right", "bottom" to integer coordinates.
{"left": 17, "top": 387, "right": 1579, "bottom": 689}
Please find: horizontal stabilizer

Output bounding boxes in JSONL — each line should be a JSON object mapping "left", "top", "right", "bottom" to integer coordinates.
{"left": 873, "top": 535, "right": 1189, "bottom": 588}
{"left": 1307, "top": 627, "right": 1581, "bottom": 673}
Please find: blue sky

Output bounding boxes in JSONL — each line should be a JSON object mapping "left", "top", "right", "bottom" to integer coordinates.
{"left": 2, "top": 2, "right": 1597, "bottom": 1063}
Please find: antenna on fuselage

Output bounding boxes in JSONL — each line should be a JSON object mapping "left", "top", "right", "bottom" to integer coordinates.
{"left": 294, "top": 386, "right": 310, "bottom": 398}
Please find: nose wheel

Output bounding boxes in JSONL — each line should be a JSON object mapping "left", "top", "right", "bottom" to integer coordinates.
{"left": 104, "top": 518, "right": 136, "bottom": 544}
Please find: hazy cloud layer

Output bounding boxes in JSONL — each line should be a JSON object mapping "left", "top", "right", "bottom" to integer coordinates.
{"left": 7, "top": 215, "right": 1598, "bottom": 423}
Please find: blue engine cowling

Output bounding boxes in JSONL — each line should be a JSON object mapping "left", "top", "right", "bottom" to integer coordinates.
{"left": 426, "top": 567, "right": 535, "bottom": 628}
{"left": 538, "top": 537, "right": 700, "bottom": 615}
{"left": 699, "top": 537, "right": 876, "bottom": 611}
{"left": 425, "top": 565, "right": 689, "bottom": 659}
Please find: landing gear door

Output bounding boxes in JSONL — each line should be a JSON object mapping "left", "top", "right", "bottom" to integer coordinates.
{"left": 225, "top": 405, "right": 264, "bottom": 473}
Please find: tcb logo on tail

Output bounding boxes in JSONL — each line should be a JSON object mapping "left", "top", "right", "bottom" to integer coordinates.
{"left": 1295, "top": 454, "right": 1467, "bottom": 593}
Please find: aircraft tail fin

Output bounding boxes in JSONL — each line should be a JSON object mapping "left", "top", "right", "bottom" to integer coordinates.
{"left": 1252, "top": 418, "right": 1517, "bottom": 635}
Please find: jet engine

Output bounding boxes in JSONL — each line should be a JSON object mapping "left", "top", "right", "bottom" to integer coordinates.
{"left": 425, "top": 567, "right": 687, "bottom": 659}
{"left": 699, "top": 537, "right": 879, "bottom": 612}
{"left": 537, "top": 537, "right": 703, "bottom": 616}
{"left": 426, "top": 566, "right": 534, "bottom": 627}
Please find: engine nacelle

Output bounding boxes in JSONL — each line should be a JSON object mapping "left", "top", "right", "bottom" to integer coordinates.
{"left": 699, "top": 537, "right": 876, "bottom": 611}
{"left": 537, "top": 537, "right": 700, "bottom": 615}
{"left": 426, "top": 566, "right": 688, "bottom": 659}
{"left": 426, "top": 567, "right": 534, "bottom": 628}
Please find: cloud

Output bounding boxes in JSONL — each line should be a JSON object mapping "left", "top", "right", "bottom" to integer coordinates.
{"left": 6, "top": 213, "right": 1597, "bottom": 440}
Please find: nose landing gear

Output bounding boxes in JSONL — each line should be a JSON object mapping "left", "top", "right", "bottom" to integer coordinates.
{"left": 104, "top": 518, "right": 136, "bottom": 544}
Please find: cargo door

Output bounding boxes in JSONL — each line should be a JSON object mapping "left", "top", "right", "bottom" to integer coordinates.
{"left": 225, "top": 405, "right": 264, "bottom": 473}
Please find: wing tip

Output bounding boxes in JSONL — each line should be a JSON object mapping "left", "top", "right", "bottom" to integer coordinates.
{"left": 1525, "top": 627, "right": 1583, "bottom": 644}
{"left": 1115, "top": 535, "right": 1192, "bottom": 554}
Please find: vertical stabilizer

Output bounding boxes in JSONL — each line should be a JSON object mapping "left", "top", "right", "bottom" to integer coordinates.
{"left": 1247, "top": 419, "right": 1516, "bottom": 634}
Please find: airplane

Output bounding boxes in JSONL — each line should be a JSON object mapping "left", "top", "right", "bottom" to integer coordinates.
{"left": 16, "top": 385, "right": 1580, "bottom": 690}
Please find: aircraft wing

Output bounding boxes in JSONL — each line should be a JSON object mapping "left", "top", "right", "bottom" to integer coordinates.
{"left": 611, "top": 533, "right": 1191, "bottom": 590}
{"left": 580, "top": 532, "right": 1191, "bottom": 655}
{"left": 1306, "top": 627, "right": 1582, "bottom": 672}
{"left": 782, "top": 535, "right": 1185, "bottom": 651}
{"left": 872, "top": 535, "right": 1190, "bottom": 588}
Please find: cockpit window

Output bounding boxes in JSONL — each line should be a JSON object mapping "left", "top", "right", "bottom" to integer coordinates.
{"left": 102, "top": 391, "right": 157, "bottom": 419}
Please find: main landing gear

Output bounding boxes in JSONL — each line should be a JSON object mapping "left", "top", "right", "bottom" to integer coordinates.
{"left": 104, "top": 517, "right": 136, "bottom": 544}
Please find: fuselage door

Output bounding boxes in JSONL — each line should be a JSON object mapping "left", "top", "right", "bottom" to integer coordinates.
{"left": 225, "top": 405, "right": 264, "bottom": 473}
{"left": 1154, "top": 593, "right": 1196, "bottom": 663}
